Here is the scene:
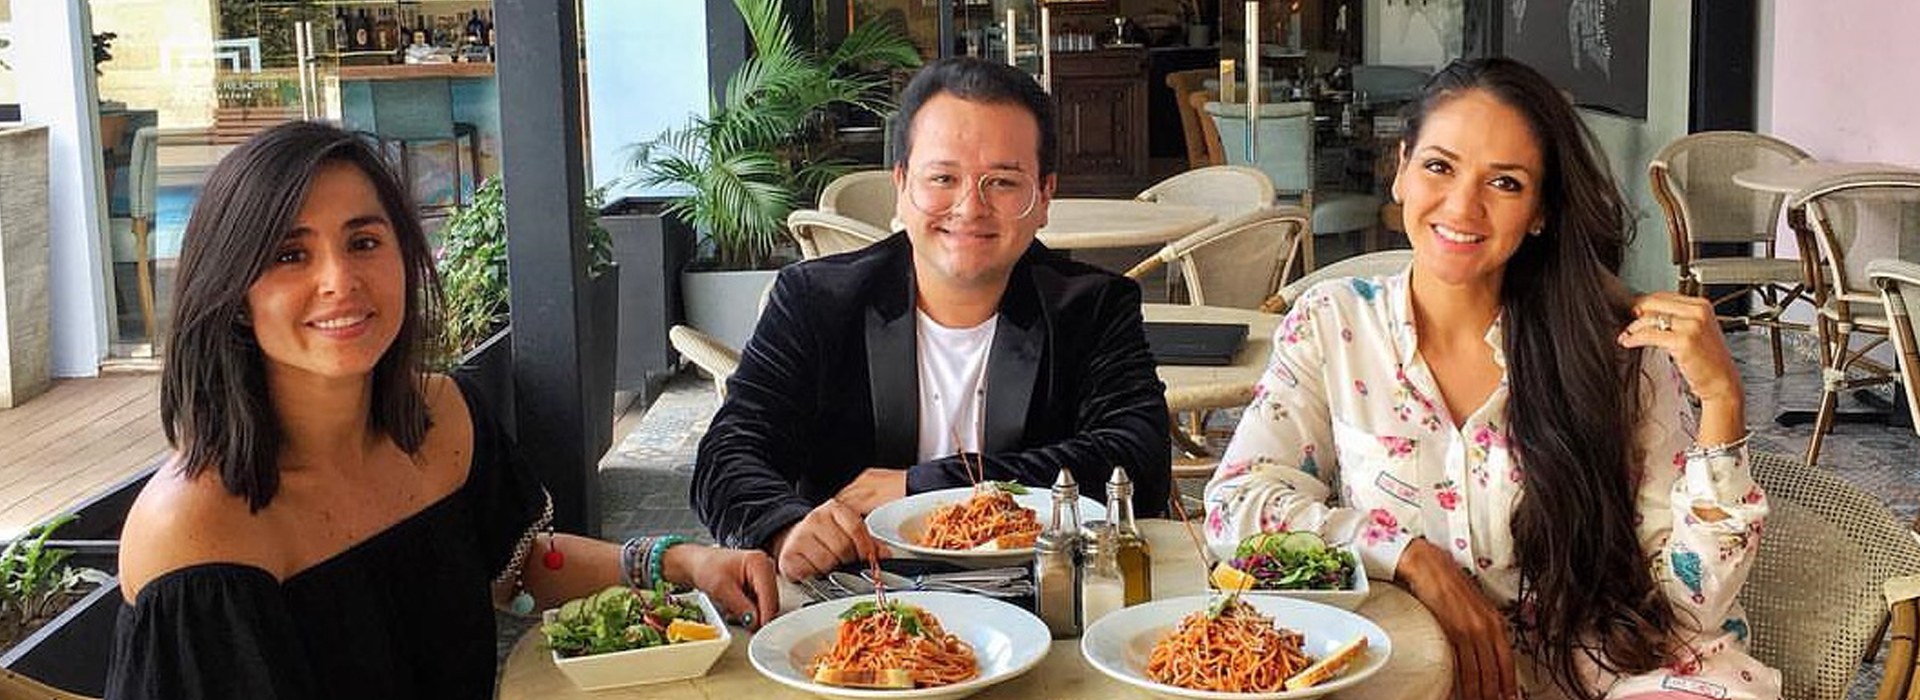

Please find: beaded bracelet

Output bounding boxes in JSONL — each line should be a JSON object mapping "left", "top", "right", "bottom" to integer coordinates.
{"left": 1686, "top": 430, "right": 1752, "bottom": 459}
{"left": 619, "top": 536, "right": 655, "bottom": 589}
{"left": 494, "top": 489, "right": 555, "bottom": 616}
{"left": 645, "top": 534, "right": 691, "bottom": 590}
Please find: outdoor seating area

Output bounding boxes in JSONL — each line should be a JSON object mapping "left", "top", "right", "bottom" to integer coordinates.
{"left": 5, "top": 1, "right": 1920, "bottom": 699}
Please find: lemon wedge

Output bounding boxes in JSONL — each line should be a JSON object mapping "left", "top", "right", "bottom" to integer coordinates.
{"left": 1209, "top": 561, "right": 1257, "bottom": 592}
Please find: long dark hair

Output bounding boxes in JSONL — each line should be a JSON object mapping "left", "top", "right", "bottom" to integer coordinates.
{"left": 160, "top": 121, "right": 442, "bottom": 511}
{"left": 1401, "top": 58, "right": 1679, "bottom": 698}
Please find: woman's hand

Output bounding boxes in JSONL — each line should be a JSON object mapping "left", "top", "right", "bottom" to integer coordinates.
{"left": 1396, "top": 539, "right": 1517, "bottom": 700}
{"left": 668, "top": 545, "right": 781, "bottom": 631}
{"left": 1618, "top": 292, "right": 1742, "bottom": 407}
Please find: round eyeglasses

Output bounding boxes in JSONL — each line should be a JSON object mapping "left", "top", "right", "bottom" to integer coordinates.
{"left": 905, "top": 168, "right": 1041, "bottom": 219}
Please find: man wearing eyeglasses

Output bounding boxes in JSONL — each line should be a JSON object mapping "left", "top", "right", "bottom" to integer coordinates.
{"left": 692, "top": 57, "right": 1172, "bottom": 580}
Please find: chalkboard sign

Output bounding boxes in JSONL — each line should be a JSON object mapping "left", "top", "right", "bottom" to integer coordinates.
{"left": 1499, "top": 0, "right": 1649, "bottom": 119}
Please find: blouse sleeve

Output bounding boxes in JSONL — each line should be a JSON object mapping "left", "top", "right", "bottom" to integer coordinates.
{"left": 107, "top": 564, "right": 315, "bottom": 700}
{"left": 1202, "top": 286, "right": 1406, "bottom": 578}
{"left": 449, "top": 372, "right": 550, "bottom": 582}
{"left": 1633, "top": 350, "right": 1768, "bottom": 635}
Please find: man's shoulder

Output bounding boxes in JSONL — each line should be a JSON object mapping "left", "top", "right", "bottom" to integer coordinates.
{"left": 1021, "top": 246, "right": 1139, "bottom": 310}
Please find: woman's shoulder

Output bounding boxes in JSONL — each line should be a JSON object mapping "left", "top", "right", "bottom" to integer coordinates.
{"left": 118, "top": 457, "right": 287, "bottom": 602}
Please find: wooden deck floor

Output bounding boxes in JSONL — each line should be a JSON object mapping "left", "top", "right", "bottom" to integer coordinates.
{"left": 0, "top": 374, "right": 166, "bottom": 539}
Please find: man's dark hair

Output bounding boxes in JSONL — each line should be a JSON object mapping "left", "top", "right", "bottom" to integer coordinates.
{"left": 161, "top": 120, "right": 442, "bottom": 512}
{"left": 890, "top": 57, "right": 1057, "bottom": 177}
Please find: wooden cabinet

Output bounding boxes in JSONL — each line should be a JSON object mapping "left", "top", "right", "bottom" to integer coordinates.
{"left": 1052, "top": 49, "right": 1148, "bottom": 196}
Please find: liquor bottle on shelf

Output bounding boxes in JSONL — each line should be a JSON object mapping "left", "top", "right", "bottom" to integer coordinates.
{"left": 333, "top": 8, "right": 348, "bottom": 52}
{"left": 374, "top": 8, "right": 397, "bottom": 52}
{"left": 351, "top": 9, "right": 372, "bottom": 51}
{"left": 466, "top": 10, "right": 487, "bottom": 47}
{"left": 481, "top": 10, "right": 494, "bottom": 46}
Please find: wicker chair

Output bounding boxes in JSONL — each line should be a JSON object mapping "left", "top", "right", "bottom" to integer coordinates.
{"left": 786, "top": 209, "right": 889, "bottom": 260}
{"left": 1165, "top": 69, "right": 1219, "bottom": 168}
{"left": 1136, "top": 165, "right": 1276, "bottom": 221}
{"left": 1790, "top": 172, "right": 1920, "bottom": 465}
{"left": 668, "top": 325, "right": 740, "bottom": 401}
{"left": 1262, "top": 249, "right": 1414, "bottom": 314}
{"left": 1868, "top": 259, "right": 1920, "bottom": 433}
{"left": 1124, "top": 206, "right": 1309, "bottom": 310}
{"left": 1742, "top": 450, "right": 1920, "bottom": 700}
{"left": 1648, "top": 131, "right": 1814, "bottom": 377}
{"left": 817, "top": 169, "right": 897, "bottom": 233}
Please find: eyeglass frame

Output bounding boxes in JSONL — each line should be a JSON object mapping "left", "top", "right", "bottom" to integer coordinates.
{"left": 901, "top": 167, "right": 1044, "bottom": 220}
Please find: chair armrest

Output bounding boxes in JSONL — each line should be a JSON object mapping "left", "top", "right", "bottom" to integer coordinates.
{"left": 1878, "top": 577, "right": 1920, "bottom": 700}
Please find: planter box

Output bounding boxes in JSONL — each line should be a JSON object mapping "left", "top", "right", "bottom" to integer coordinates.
{"left": 452, "top": 326, "right": 516, "bottom": 440}
{"left": 602, "top": 199, "right": 694, "bottom": 392}
{"left": 0, "top": 577, "right": 119, "bottom": 697}
{"left": 0, "top": 126, "right": 52, "bottom": 408}
{"left": 681, "top": 268, "right": 781, "bottom": 353}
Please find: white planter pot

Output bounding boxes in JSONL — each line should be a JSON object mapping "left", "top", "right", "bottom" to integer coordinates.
{"left": 0, "top": 126, "right": 52, "bottom": 408}
{"left": 680, "top": 268, "right": 781, "bottom": 352}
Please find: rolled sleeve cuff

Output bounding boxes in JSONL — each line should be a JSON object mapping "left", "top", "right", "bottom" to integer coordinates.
{"left": 1679, "top": 444, "right": 1768, "bottom": 524}
{"left": 1359, "top": 532, "right": 1415, "bottom": 581}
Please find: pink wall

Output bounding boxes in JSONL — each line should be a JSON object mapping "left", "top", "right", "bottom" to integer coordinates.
{"left": 1764, "top": 2, "right": 1920, "bottom": 257}
{"left": 1766, "top": 3, "right": 1920, "bottom": 166}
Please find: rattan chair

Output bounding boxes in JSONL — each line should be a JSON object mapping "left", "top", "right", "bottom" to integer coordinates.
{"left": 1135, "top": 165, "right": 1276, "bottom": 221}
{"left": 1868, "top": 259, "right": 1920, "bottom": 432}
{"left": 1166, "top": 69, "right": 1219, "bottom": 168}
{"left": 668, "top": 325, "right": 740, "bottom": 401}
{"left": 1124, "top": 206, "right": 1309, "bottom": 310}
{"left": 817, "top": 169, "right": 897, "bottom": 233}
{"left": 1790, "top": 172, "right": 1920, "bottom": 465}
{"left": 1649, "top": 131, "right": 1814, "bottom": 377}
{"left": 786, "top": 209, "right": 889, "bottom": 260}
{"left": 1262, "top": 249, "right": 1414, "bottom": 314}
{"left": 1742, "top": 450, "right": 1920, "bottom": 700}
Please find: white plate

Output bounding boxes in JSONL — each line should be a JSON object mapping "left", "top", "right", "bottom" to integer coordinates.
{"left": 1079, "top": 594, "right": 1392, "bottom": 700}
{"left": 866, "top": 486, "right": 1106, "bottom": 565}
{"left": 747, "top": 590, "right": 1051, "bottom": 700}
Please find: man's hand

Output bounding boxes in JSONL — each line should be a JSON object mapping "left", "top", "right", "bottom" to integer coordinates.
{"left": 1396, "top": 539, "right": 1517, "bottom": 700}
{"left": 769, "top": 499, "right": 888, "bottom": 580}
{"left": 835, "top": 468, "right": 907, "bottom": 515}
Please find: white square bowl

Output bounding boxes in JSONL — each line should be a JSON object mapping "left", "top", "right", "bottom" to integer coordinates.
{"left": 545, "top": 590, "right": 732, "bottom": 691}
{"left": 1212, "top": 541, "right": 1370, "bottom": 611}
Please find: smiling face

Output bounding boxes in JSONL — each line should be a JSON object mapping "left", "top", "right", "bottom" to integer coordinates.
{"left": 895, "top": 93, "right": 1056, "bottom": 295}
{"left": 245, "top": 161, "right": 407, "bottom": 384}
{"left": 1393, "top": 88, "right": 1548, "bottom": 293}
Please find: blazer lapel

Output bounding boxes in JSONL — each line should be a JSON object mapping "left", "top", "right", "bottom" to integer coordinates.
{"left": 984, "top": 266, "right": 1043, "bottom": 455}
{"left": 866, "top": 257, "right": 919, "bottom": 467}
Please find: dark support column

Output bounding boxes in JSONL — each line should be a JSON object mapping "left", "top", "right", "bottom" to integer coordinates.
{"left": 494, "top": 0, "right": 602, "bottom": 535}
{"left": 707, "top": 0, "right": 749, "bottom": 105}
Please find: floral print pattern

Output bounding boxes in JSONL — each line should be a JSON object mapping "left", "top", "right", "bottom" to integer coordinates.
{"left": 1200, "top": 271, "right": 1778, "bottom": 700}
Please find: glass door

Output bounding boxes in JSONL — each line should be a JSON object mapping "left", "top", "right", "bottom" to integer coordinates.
{"left": 89, "top": 0, "right": 346, "bottom": 356}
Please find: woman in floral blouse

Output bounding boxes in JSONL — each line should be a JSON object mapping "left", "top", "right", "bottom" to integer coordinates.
{"left": 1205, "top": 58, "right": 1777, "bottom": 700}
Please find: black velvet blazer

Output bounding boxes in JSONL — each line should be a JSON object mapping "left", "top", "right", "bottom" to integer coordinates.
{"left": 691, "top": 233, "right": 1173, "bottom": 549}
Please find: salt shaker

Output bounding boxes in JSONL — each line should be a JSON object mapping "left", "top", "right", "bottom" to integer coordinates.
{"left": 1034, "top": 469, "right": 1083, "bottom": 638}
{"left": 1079, "top": 519, "right": 1125, "bottom": 627}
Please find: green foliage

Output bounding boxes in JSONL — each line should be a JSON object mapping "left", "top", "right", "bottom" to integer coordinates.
{"left": 434, "top": 178, "right": 614, "bottom": 364}
{"left": 541, "top": 584, "right": 708, "bottom": 658}
{"left": 626, "top": 0, "right": 920, "bottom": 270}
{"left": 0, "top": 515, "right": 86, "bottom": 627}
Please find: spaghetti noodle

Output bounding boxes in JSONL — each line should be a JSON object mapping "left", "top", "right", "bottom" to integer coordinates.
{"left": 811, "top": 600, "right": 980, "bottom": 688}
{"left": 1145, "top": 596, "right": 1316, "bottom": 693}
{"left": 916, "top": 487, "right": 1042, "bottom": 550}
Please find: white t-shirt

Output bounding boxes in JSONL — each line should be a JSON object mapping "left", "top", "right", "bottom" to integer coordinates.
{"left": 915, "top": 310, "right": 998, "bottom": 462}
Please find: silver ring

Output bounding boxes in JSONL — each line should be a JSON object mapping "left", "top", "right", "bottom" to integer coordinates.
{"left": 1656, "top": 314, "right": 1673, "bottom": 332}
{"left": 735, "top": 610, "right": 755, "bottom": 628}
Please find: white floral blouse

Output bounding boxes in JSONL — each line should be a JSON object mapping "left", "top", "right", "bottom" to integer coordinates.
{"left": 1204, "top": 271, "right": 1780, "bottom": 700}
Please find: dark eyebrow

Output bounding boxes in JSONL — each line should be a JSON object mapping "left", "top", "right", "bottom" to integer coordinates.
{"left": 919, "top": 159, "right": 1030, "bottom": 172}
{"left": 1418, "top": 145, "right": 1532, "bottom": 175}
{"left": 345, "top": 214, "right": 392, "bottom": 230}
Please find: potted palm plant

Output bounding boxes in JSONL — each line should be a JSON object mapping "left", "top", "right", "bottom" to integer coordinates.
{"left": 627, "top": 0, "right": 919, "bottom": 350}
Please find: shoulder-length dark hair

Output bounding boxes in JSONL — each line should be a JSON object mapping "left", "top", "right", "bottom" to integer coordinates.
{"left": 160, "top": 121, "right": 443, "bottom": 511}
{"left": 1401, "top": 58, "right": 1679, "bottom": 699}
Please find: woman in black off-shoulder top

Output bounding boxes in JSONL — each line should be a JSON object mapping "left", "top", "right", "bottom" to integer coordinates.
{"left": 105, "top": 121, "right": 780, "bottom": 700}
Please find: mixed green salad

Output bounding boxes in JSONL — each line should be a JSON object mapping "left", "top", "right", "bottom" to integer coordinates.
{"left": 1224, "top": 532, "right": 1357, "bottom": 591}
{"left": 542, "top": 584, "right": 716, "bottom": 658}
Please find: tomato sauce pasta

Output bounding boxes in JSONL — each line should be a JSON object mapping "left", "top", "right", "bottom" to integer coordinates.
{"left": 915, "top": 488, "right": 1041, "bottom": 550}
{"left": 811, "top": 601, "right": 979, "bottom": 688}
{"left": 1145, "top": 597, "right": 1315, "bottom": 693}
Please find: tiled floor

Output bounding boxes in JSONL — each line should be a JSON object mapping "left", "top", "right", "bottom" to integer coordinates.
{"left": 504, "top": 329, "right": 1918, "bottom": 698}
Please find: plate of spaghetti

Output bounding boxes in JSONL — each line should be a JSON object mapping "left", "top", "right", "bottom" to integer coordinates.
{"left": 867, "top": 484, "right": 1104, "bottom": 565}
{"left": 748, "top": 590, "right": 1050, "bottom": 700}
{"left": 1079, "top": 593, "right": 1392, "bottom": 700}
